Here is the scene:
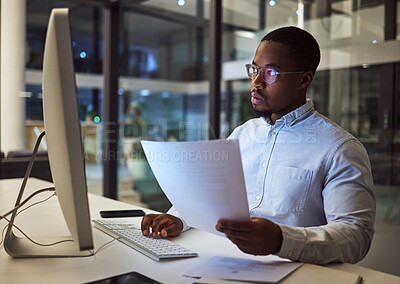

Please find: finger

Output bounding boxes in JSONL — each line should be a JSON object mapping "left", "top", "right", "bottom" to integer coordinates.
{"left": 161, "top": 225, "right": 180, "bottom": 238}
{"left": 141, "top": 214, "right": 156, "bottom": 235}
{"left": 160, "top": 229, "right": 169, "bottom": 238}
{"left": 154, "top": 216, "right": 183, "bottom": 238}
{"left": 151, "top": 215, "right": 173, "bottom": 237}
{"left": 216, "top": 219, "right": 253, "bottom": 232}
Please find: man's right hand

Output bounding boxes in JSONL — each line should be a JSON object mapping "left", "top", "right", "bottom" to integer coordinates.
{"left": 141, "top": 213, "right": 183, "bottom": 238}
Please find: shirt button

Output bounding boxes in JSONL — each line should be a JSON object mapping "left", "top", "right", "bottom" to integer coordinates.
{"left": 261, "top": 162, "right": 267, "bottom": 168}
{"left": 288, "top": 251, "right": 293, "bottom": 257}
{"left": 271, "top": 131, "right": 277, "bottom": 135}
{"left": 255, "top": 195, "right": 261, "bottom": 200}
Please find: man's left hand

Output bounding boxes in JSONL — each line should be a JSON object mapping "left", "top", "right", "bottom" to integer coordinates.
{"left": 215, "top": 217, "right": 283, "bottom": 256}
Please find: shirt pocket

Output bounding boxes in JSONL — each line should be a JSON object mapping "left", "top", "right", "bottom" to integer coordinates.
{"left": 268, "top": 165, "right": 313, "bottom": 214}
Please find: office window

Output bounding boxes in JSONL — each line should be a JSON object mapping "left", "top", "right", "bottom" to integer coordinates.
{"left": 23, "top": 1, "right": 105, "bottom": 197}
{"left": 2, "top": 0, "right": 398, "bottom": 220}
{"left": 221, "top": 0, "right": 399, "bottom": 226}
{"left": 27, "top": 1, "right": 103, "bottom": 74}
{"left": 26, "top": 1, "right": 104, "bottom": 135}
{"left": 20, "top": 0, "right": 211, "bottom": 211}
{"left": 117, "top": 0, "right": 210, "bottom": 211}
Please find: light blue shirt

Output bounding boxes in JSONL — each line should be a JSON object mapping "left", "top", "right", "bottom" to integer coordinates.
{"left": 170, "top": 99, "right": 375, "bottom": 264}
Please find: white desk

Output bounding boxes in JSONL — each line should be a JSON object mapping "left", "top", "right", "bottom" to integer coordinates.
{"left": 1, "top": 178, "right": 399, "bottom": 284}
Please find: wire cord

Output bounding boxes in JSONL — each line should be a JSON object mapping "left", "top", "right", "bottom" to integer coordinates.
{"left": 0, "top": 191, "right": 56, "bottom": 247}
{"left": 0, "top": 187, "right": 55, "bottom": 221}
{"left": 0, "top": 184, "right": 117, "bottom": 257}
{"left": 88, "top": 237, "right": 121, "bottom": 256}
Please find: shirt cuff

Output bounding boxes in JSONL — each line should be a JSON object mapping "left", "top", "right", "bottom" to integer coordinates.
{"left": 276, "top": 223, "right": 306, "bottom": 261}
{"left": 166, "top": 207, "right": 191, "bottom": 232}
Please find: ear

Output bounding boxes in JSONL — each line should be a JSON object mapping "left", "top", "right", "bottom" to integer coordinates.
{"left": 299, "top": 71, "right": 314, "bottom": 89}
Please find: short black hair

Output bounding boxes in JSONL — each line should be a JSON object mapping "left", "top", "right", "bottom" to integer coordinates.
{"left": 261, "top": 26, "right": 320, "bottom": 74}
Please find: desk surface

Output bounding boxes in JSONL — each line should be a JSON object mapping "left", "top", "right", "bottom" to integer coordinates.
{"left": 0, "top": 178, "right": 399, "bottom": 284}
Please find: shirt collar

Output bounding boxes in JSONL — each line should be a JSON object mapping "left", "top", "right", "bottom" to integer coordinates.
{"left": 262, "top": 99, "right": 314, "bottom": 127}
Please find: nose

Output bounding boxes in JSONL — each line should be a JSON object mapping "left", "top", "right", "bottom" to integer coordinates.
{"left": 252, "top": 72, "right": 265, "bottom": 88}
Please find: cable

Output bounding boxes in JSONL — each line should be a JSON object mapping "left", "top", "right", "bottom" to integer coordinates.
{"left": 1, "top": 189, "right": 56, "bottom": 247}
{"left": 0, "top": 191, "right": 71, "bottom": 247}
{"left": 16, "top": 193, "right": 56, "bottom": 216}
{"left": 0, "top": 187, "right": 55, "bottom": 221}
{"left": 0, "top": 185, "right": 118, "bottom": 256}
{"left": 0, "top": 132, "right": 75, "bottom": 249}
{"left": 8, "top": 193, "right": 56, "bottom": 246}
{"left": 88, "top": 237, "right": 121, "bottom": 256}
{"left": 0, "top": 192, "right": 70, "bottom": 247}
{"left": 13, "top": 132, "right": 47, "bottom": 212}
{"left": 11, "top": 219, "right": 74, "bottom": 247}
{"left": 0, "top": 223, "right": 8, "bottom": 247}
{"left": 2, "top": 215, "right": 73, "bottom": 247}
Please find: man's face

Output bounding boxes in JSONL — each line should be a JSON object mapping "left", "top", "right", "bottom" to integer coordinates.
{"left": 251, "top": 40, "right": 307, "bottom": 121}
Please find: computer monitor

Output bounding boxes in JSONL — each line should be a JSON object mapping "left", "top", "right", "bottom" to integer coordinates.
{"left": 4, "top": 8, "right": 93, "bottom": 257}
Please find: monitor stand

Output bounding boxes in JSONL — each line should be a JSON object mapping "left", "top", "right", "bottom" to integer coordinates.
{"left": 3, "top": 132, "right": 92, "bottom": 258}
{"left": 4, "top": 233, "right": 92, "bottom": 258}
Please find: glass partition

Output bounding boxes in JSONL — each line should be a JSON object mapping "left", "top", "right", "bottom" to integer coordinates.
{"left": 24, "top": 1, "right": 105, "bottom": 194}
{"left": 7, "top": 0, "right": 399, "bottom": 221}
{"left": 221, "top": 0, "right": 399, "bottom": 227}
{"left": 23, "top": 0, "right": 211, "bottom": 210}
{"left": 117, "top": 0, "right": 210, "bottom": 211}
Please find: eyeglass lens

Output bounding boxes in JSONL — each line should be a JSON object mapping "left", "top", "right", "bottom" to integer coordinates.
{"left": 247, "top": 65, "right": 277, "bottom": 83}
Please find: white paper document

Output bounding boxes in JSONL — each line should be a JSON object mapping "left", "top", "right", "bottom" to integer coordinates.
{"left": 183, "top": 255, "right": 303, "bottom": 283}
{"left": 141, "top": 139, "right": 250, "bottom": 236}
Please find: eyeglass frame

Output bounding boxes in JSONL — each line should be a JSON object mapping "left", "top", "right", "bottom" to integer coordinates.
{"left": 245, "top": 64, "right": 305, "bottom": 84}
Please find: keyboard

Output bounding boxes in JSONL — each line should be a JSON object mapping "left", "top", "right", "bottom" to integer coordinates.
{"left": 92, "top": 219, "right": 198, "bottom": 261}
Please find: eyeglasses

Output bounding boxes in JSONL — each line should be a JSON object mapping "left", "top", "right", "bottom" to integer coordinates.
{"left": 245, "top": 64, "right": 304, "bottom": 84}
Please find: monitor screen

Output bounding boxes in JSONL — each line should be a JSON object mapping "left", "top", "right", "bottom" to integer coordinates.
{"left": 4, "top": 8, "right": 93, "bottom": 257}
{"left": 42, "top": 7, "right": 93, "bottom": 252}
